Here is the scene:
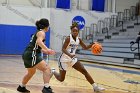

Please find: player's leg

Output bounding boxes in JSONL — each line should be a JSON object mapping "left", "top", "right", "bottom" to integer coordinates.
{"left": 53, "top": 61, "right": 67, "bottom": 82}
{"left": 72, "top": 61, "right": 105, "bottom": 92}
{"left": 35, "top": 60, "right": 53, "bottom": 93}
{"left": 53, "top": 69, "right": 66, "bottom": 82}
{"left": 17, "top": 68, "right": 36, "bottom": 92}
{"left": 72, "top": 61, "right": 94, "bottom": 84}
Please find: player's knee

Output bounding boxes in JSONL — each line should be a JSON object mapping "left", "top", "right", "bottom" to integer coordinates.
{"left": 42, "top": 68, "right": 52, "bottom": 77}
{"left": 59, "top": 77, "right": 65, "bottom": 82}
{"left": 42, "top": 66, "right": 51, "bottom": 73}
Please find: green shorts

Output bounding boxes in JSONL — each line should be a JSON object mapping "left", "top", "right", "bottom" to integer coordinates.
{"left": 22, "top": 50, "right": 43, "bottom": 68}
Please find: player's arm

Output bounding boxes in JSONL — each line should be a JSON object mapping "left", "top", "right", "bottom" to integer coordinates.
{"left": 36, "top": 31, "right": 49, "bottom": 50}
{"left": 36, "top": 31, "right": 55, "bottom": 55}
{"left": 79, "top": 38, "right": 94, "bottom": 50}
{"left": 62, "top": 36, "right": 75, "bottom": 58}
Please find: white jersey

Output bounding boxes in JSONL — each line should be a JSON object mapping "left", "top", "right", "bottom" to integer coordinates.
{"left": 60, "top": 34, "right": 79, "bottom": 62}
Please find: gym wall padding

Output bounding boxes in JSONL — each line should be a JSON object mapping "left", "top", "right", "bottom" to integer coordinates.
{"left": 56, "top": 0, "right": 70, "bottom": 9}
{"left": 0, "top": 24, "right": 50, "bottom": 55}
{"left": 92, "top": 0, "right": 105, "bottom": 12}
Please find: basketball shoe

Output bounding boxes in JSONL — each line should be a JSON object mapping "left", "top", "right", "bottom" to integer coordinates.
{"left": 93, "top": 84, "right": 105, "bottom": 92}
{"left": 17, "top": 85, "right": 30, "bottom": 93}
{"left": 42, "top": 86, "right": 54, "bottom": 93}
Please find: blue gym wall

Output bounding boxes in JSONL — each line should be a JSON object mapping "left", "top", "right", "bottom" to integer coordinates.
{"left": 0, "top": 24, "right": 50, "bottom": 55}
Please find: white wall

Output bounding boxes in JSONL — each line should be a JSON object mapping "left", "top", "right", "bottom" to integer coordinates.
{"left": 50, "top": 9, "right": 114, "bottom": 52}
{"left": 0, "top": 0, "right": 33, "bottom": 6}
{"left": 2, "top": 0, "right": 139, "bottom": 12}
{"left": 0, "top": 5, "right": 50, "bottom": 26}
{"left": 79, "top": 0, "right": 90, "bottom": 10}
{"left": 0, "top": 0, "right": 139, "bottom": 53}
{"left": 0, "top": 5, "right": 113, "bottom": 52}
{"left": 0, "top": 0, "right": 7, "bottom": 4}
{"left": 71, "top": 0, "right": 78, "bottom": 10}
{"left": 116, "top": 0, "right": 139, "bottom": 12}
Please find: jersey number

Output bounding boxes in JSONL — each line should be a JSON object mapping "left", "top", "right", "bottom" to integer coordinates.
{"left": 70, "top": 48, "right": 74, "bottom": 53}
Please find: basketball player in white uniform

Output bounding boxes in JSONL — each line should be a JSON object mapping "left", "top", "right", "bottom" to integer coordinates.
{"left": 52, "top": 22, "right": 105, "bottom": 92}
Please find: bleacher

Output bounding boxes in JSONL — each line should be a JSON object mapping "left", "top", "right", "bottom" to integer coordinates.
{"left": 77, "top": 1, "right": 140, "bottom": 68}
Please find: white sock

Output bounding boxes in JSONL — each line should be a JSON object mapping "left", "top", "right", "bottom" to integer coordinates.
{"left": 44, "top": 83, "right": 50, "bottom": 88}
{"left": 52, "top": 70, "right": 55, "bottom": 73}
{"left": 51, "top": 68, "right": 55, "bottom": 73}
{"left": 92, "top": 83, "right": 97, "bottom": 87}
{"left": 20, "top": 84, "right": 26, "bottom": 87}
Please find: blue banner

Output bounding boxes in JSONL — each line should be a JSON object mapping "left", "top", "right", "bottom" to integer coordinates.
{"left": 92, "top": 0, "right": 105, "bottom": 12}
{"left": 0, "top": 24, "right": 50, "bottom": 54}
{"left": 56, "top": 0, "right": 70, "bottom": 9}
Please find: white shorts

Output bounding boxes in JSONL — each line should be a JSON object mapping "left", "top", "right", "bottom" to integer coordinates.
{"left": 58, "top": 54, "right": 78, "bottom": 70}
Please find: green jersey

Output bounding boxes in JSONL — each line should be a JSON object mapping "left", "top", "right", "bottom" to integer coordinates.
{"left": 22, "top": 31, "right": 45, "bottom": 68}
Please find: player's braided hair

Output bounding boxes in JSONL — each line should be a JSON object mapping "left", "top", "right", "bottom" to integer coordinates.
{"left": 70, "top": 22, "right": 79, "bottom": 30}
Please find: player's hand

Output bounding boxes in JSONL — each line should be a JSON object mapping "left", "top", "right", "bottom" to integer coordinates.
{"left": 42, "top": 49, "right": 55, "bottom": 55}
{"left": 93, "top": 42, "right": 101, "bottom": 45}
{"left": 47, "top": 49, "right": 56, "bottom": 55}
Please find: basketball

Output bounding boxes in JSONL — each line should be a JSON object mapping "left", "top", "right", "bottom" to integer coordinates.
{"left": 91, "top": 43, "right": 103, "bottom": 55}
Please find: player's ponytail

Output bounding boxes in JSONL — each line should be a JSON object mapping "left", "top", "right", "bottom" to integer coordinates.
{"left": 35, "top": 18, "right": 49, "bottom": 30}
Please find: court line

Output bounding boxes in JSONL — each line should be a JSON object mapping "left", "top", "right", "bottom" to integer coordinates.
{"left": 66, "top": 75, "right": 137, "bottom": 93}
{"left": 83, "top": 63, "right": 140, "bottom": 75}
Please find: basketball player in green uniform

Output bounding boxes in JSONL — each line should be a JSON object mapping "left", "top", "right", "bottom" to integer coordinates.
{"left": 17, "top": 18, "right": 55, "bottom": 93}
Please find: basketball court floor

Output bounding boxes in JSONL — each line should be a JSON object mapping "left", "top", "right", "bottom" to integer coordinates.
{"left": 0, "top": 55, "right": 140, "bottom": 93}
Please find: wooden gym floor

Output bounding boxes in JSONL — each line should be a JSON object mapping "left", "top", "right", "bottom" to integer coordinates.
{"left": 0, "top": 55, "right": 140, "bottom": 93}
